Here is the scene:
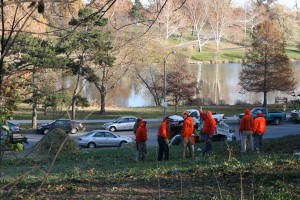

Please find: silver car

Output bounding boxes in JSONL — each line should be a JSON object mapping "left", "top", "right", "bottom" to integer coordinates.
{"left": 103, "top": 116, "right": 137, "bottom": 132}
{"left": 77, "top": 130, "right": 133, "bottom": 148}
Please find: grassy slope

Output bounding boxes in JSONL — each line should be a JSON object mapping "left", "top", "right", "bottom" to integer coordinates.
{"left": 169, "top": 35, "right": 300, "bottom": 62}
{"left": 1, "top": 135, "right": 299, "bottom": 199}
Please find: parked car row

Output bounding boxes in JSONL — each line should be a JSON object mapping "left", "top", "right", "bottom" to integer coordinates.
{"left": 5, "top": 106, "right": 295, "bottom": 150}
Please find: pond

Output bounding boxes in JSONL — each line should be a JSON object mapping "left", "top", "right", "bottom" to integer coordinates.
{"left": 80, "top": 62, "right": 300, "bottom": 107}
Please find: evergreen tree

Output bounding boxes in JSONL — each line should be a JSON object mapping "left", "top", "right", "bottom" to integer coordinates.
{"left": 130, "top": 0, "right": 143, "bottom": 20}
{"left": 58, "top": 8, "right": 115, "bottom": 116}
{"left": 10, "top": 33, "right": 69, "bottom": 128}
{"left": 239, "top": 19, "right": 296, "bottom": 107}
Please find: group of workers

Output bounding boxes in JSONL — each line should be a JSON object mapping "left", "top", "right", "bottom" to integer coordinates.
{"left": 133, "top": 106, "right": 218, "bottom": 161}
{"left": 239, "top": 109, "right": 266, "bottom": 153}
{"left": 133, "top": 106, "right": 266, "bottom": 162}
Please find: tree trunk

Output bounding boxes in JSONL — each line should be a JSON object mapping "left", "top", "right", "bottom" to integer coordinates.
{"left": 216, "top": 40, "right": 220, "bottom": 51}
{"left": 31, "top": 67, "right": 37, "bottom": 129}
{"left": 32, "top": 103, "right": 37, "bottom": 129}
{"left": 100, "top": 90, "right": 106, "bottom": 114}
{"left": 72, "top": 56, "right": 83, "bottom": 120}
{"left": 263, "top": 54, "right": 267, "bottom": 107}
{"left": 197, "top": 34, "right": 202, "bottom": 52}
{"left": 44, "top": 107, "right": 48, "bottom": 115}
{"left": 174, "top": 104, "right": 178, "bottom": 114}
{"left": 94, "top": 82, "right": 107, "bottom": 114}
{"left": 263, "top": 91, "right": 267, "bottom": 107}
{"left": 0, "top": 59, "right": 3, "bottom": 96}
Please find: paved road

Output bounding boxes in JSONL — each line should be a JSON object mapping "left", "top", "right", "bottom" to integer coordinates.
{"left": 21, "top": 120, "right": 300, "bottom": 150}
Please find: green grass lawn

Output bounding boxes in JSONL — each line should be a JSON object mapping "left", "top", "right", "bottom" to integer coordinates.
{"left": 12, "top": 103, "right": 290, "bottom": 122}
{"left": 1, "top": 134, "right": 299, "bottom": 199}
{"left": 169, "top": 37, "right": 300, "bottom": 62}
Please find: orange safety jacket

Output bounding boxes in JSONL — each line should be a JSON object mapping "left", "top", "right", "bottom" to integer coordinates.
{"left": 239, "top": 109, "right": 254, "bottom": 132}
{"left": 181, "top": 116, "right": 194, "bottom": 138}
{"left": 136, "top": 121, "right": 148, "bottom": 142}
{"left": 200, "top": 110, "right": 216, "bottom": 135}
{"left": 253, "top": 114, "right": 266, "bottom": 135}
{"left": 157, "top": 119, "right": 168, "bottom": 139}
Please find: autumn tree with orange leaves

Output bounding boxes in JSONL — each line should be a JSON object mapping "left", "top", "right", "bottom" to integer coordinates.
{"left": 239, "top": 19, "right": 296, "bottom": 107}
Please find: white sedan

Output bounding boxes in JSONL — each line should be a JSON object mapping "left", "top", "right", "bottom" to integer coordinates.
{"left": 77, "top": 130, "right": 133, "bottom": 148}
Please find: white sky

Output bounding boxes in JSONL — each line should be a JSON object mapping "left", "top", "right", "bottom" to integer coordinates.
{"left": 232, "top": 0, "right": 299, "bottom": 9}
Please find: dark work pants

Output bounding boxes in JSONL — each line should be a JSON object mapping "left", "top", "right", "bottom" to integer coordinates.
{"left": 157, "top": 136, "right": 169, "bottom": 161}
{"left": 202, "top": 133, "right": 212, "bottom": 156}
{"left": 253, "top": 134, "right": 263, "bottom": 152}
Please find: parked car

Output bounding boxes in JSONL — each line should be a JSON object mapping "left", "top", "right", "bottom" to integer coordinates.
{"left": 238, "top": 107, "right": 286, "bottom": 125}
{"left": 76, "top": 130, "right": 133, "bottom": 148}
{"left": 1, "top": 128, "right": 27, "bottom": 151}
{"left": 290, "top": 109, "right": 300, "bottom": 122}
{"left": 36, "top": 119, "right": 85, "bottom": 134}
{"left": 7, "top": 121, "right": 20, "bottom": 134}
{"left": 103, "top": 116, "right": 137, "bottom": 132}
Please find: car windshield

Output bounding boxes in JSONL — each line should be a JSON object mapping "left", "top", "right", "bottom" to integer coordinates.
{"left": 84, "top": 131, "right": 97, "bottom": 137}
{"left": 112, "top": 118, "right": 121, "bottom": 123}
{"left": 251, "top": 108, "right": 262, "bottom": 113}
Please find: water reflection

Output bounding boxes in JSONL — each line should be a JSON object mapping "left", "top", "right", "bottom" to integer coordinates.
{"left": 81, "top": 62, "right": 300, "bottom": 107}
{"left": 192, "top": 62, "right": 300, "bottom": 105}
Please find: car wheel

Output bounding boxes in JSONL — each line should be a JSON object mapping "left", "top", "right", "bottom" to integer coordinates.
{"left": 43, "top": 129, "right": 49, "bottom": 134}
{"left": 88, "top": 142, "right": 96, "bottom": 148}
{"left": 274, "top": 118, "right": 280, "bottom": 125}
{"left": 109, "top": 126, "right": 116, "bottom": 132}
{"left": 119, "top": 141, "right": 126, "bottom": 147}
{"left": 70, "top": 128, "right": 78, "bottom": 134}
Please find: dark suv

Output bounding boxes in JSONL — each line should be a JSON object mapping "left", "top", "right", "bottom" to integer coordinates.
{"left": 36, "top": 119, "right": 85, "bottom": 134}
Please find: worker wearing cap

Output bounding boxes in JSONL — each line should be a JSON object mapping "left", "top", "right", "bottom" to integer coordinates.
{"left": 157, "top": 117, "right": 169, "bottom": 161}
{"left": 253, "top": 110, "right": 266, "bottom": 152}
{"left": 136, "top": 120, "right": 148, "bottom": 161}
{"left": 181, "top": 111, "right": 194, "bottom": 159}
{"left": 199, "top": 106, "right": 216, "bottom": 156}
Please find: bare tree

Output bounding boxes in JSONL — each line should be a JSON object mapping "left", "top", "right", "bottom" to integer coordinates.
{"left": 182, "top": 0, "right": 211, "bottom": 52}
{"left": 133, "top": 37, "right": 167, "bottom": 106}
{"left": 152, "top": 0, "right": 187, "bottom": 40}
{"left": 167, "top": 65, "right": 197, "bottom": 113}
{"left": 208, "top": 0, "right": 233, "bottom": 51}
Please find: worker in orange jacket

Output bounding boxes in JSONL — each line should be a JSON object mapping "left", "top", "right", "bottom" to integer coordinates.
{"left": 239, "top": 109, "right": 254, "bottom": 153}
{"left": 181, "top": 111, "right": 194, "bottom": 159}
{"left": 157, "top": 117, "right": 169, "bottom": 161}
{"left": 199, "top": 106, "right": 216, "bottom": 156}
{"left": 136, "top": 120, "right": 148, "bottom": 161}
{"left": 253, "top": 110, "right": 266, "bottom": 152}
{"left": 133, "top": 116, "right": 142, "bottom": 151}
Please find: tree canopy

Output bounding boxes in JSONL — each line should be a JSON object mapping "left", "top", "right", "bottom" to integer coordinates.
{"left": 239, "top": 19, "right": 296, "bottom": 106}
